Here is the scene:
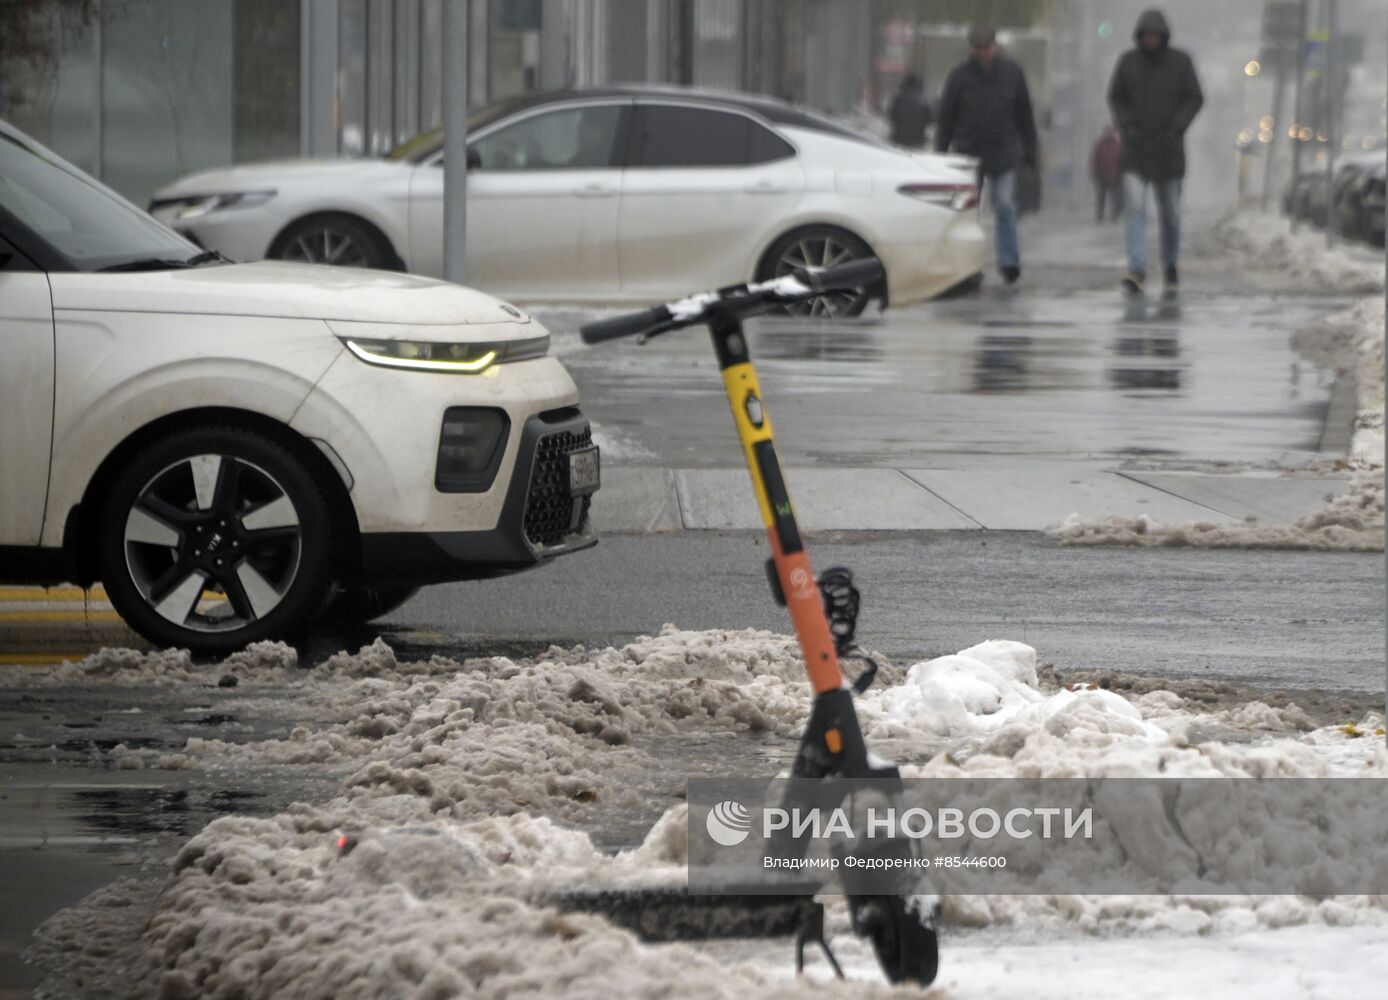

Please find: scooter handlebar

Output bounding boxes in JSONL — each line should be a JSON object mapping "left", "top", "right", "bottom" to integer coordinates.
{"left": 792, "top": 258, "right": 886, "bottom": 294}
{"left": 580, "top": 257, "right": 886, "bottom": 345}
{"left": 580, "top": 305, "right": 673, "bottom": 344}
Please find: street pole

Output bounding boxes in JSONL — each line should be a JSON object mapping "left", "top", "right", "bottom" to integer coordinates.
{"left": 1261, "top": 66, "right": 1285, "bottom": 211}
{"left": 92, "top": 0, "right": 104, "bottom": 179}
{"left": 1324, "top": 0, "right": 1337, "bottom": 249}
{"left": 1289, "top": 0, "right": 1308, "bottom": 231}
{"left": 442, "top": 0, "right": 469, "bottom": 284}
{"left": 300, "top": 0, "right": 340, "bottom": 158}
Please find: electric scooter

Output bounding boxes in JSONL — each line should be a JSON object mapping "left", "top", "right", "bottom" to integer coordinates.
{"left": 581, "top": 259, "right": 939, "bottom": 986}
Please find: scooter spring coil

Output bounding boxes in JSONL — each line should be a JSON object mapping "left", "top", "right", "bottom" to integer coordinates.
{"left": 817, "top": 567, "right": 860, "bottom": 655}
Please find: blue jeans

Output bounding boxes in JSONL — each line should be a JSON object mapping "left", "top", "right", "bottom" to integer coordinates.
{"left": 1123, "top": 173, "right": 1182, "bottom": 276}
{"left": 983, "top": 169, "right": 1020, "bottom": 270}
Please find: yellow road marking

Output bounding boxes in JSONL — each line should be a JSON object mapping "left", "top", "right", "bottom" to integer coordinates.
{"left": 0, "top": 653, "right": 81, "bottom": 665}
{"left": 0, "top": 587, "right": 107, "bottom": 601}
{"left": 0, "top": 610, "right": 124, "bottom": 623}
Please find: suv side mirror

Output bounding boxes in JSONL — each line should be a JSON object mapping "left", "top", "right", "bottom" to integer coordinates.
{"left": 466, "top": 149, "right": 482, "bottom": 170}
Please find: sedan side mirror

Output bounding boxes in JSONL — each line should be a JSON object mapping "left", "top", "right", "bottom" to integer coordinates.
{"left": 466, "top": 149, "right": 481, "bottom": 170}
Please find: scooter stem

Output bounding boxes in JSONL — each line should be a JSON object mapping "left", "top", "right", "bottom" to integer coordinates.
{"left": 710, "top": 311, "right": 844, "bottom": 696}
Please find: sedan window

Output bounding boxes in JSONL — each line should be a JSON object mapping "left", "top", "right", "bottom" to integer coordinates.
{"left": 469, "top": 105, "right": 623, "bottom": 171}
{"left": 632, "top": 106, "right": 794, "bottom": 168}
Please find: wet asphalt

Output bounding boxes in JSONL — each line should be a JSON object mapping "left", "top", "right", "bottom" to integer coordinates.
{"left": 553, "top": 289, "right": 1340, "bottom": 470}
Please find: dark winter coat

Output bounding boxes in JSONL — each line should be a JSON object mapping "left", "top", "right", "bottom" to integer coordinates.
{"left": 888, "top": 85, "right": 933, "bottom": 148}
{"left": 934, "top": 53, "right": 1038, "bottom": 178}
{"left": 1106, "top": 9, "right": 1204, "bottom": 181}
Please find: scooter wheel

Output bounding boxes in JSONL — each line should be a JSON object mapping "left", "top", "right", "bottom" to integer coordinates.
{"left": 854, "top": 895, "right": 939, "bottom": 986}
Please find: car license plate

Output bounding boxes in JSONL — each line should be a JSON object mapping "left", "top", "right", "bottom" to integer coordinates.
{"left": 568, "top": 446, "right": 600, "bottom": 494}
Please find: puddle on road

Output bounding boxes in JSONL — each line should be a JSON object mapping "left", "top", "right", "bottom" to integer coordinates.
{"left": 0, "top": 779, "right": 266, "bottom": 848}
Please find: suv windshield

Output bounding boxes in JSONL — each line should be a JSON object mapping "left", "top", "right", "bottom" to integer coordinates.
{"left": 0, "top": 130, "right": 199, "bottom": 272}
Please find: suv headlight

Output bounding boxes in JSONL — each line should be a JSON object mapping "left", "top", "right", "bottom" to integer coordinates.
{"left": 340, "top": 334, "right": 549, "bottom": 373}
{"left": 148, "top": 190, "right": 276, "bottom": 220}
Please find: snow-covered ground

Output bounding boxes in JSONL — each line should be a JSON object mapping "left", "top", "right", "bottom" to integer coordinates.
{"left": 1214, "top": 212, "right": 1385, "bottom": 294}
{"left": 26, "top": 631, "right": 1386, "bottom": 998}
{"left": 1049, "top": 474, "right": 1384, "bottom": 550}
{"left": 747, "top": 922, "right": 1388, "bottom": 1000}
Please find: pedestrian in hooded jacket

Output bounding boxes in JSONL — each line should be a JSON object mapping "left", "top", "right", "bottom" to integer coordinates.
{"left": 888, "top": 74, "right": 934, "bottom": 149}
{"left": 1107, "top": 7, "right": 1204, "bottom": 297}
{"left": 935, "top": 25, "right": 1038, "bottom": 286}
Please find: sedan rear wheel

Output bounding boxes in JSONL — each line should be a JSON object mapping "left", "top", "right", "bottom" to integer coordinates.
{"left": 98, "top": 427, "right": 335, "bottom": 653}
{"left": 759, "top": 226, "right": 878, "bottom": 317}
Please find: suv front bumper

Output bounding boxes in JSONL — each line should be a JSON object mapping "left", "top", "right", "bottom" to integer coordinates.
{"left": 360, "top": 407, "right": 598, "bottom": 585}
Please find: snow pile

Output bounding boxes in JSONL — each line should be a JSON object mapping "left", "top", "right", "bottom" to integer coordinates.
{"left": 145, "top": 628, "right": 816, "bottom": 820}
{"left": 1294, "top": 294, "right": 1386, "bottom": 466}
{"left": 0, "top": 640, "right": 301, "bottom": 687}
{"left": 859, "top": 639, "right": 1384, "bottom": 778}
{"left": 138, "top": 813, "right": 826, "bottom": 1000}
{"left": 1048, "top": 474, "right": 1384, "bottom": 551}
{"left": 1216, "top": 212, "right": 1385, "bottom": 293}
{"left": 33, "top": 631, "right": 1388, "bottom": 996}
{"left": 851, "top": 640, "right": 1388, "bottom": 934}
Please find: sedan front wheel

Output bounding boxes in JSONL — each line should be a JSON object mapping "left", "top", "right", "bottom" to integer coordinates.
{"left": 269, "top": 214, "right": 394, "bottom": 270}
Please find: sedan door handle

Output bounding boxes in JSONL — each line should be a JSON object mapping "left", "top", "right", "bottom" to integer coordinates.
{"left": 573, "top": 183, "right": 618, "bottom": 198}
{"left": 744, "top": 181, "right": 789, "bottom": 195}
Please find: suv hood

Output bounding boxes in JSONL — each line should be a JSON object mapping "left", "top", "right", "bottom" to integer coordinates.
{"left": 49, "top": 260, "right": 532, "bottom": 331}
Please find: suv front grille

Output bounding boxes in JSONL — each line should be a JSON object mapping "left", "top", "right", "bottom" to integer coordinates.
{"left": 524, "top": 426, "right": 593, "bottom": 547}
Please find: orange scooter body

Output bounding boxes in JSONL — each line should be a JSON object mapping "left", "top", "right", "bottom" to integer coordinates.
{"left": 715, "top": 322, "right": 843, "bottom": 696}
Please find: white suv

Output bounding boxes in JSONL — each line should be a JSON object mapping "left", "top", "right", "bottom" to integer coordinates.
{"left": 0, "top": 121, "right": 599, "bottom": 653}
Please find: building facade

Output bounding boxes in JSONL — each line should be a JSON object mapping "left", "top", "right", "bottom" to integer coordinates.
{"left": 1, "top": 0, "right": 871, "bottom": 206}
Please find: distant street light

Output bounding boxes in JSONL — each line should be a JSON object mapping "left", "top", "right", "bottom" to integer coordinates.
{"left": 1245, "top": 60, "right": 1262, "bottom": 76}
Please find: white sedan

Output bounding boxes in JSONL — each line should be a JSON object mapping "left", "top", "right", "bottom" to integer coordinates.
{"left": 151, "top": 87, "right": 986, "bottom": 315}
{"left": 0, "top": 119, "right": 597, "bottom": 653}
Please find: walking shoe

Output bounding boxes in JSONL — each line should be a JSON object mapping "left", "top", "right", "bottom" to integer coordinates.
{"left": 1121, "top": 271, "right": 1145, "bottom": 296}
{"left": 1163, "top": 265, "right": 1179, "bottom": 296}
{"left": 1001, "top": 265, "right": 1021, "bottom": 285}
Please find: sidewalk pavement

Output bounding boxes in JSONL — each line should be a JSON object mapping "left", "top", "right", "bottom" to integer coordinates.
{"left": 590, "top": 463, "right": 1353, "bottom": 533}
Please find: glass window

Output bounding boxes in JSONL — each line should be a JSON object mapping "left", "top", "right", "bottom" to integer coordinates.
{"left": 469, "top": 105, "right": 622, "bottom": 171}
{"left": 632, "top": 106, "right": 794, "bottom": 168}
{"left": 0, "top": 133, "right": 196, "bottom": 271}
{"left": 385, "top": 97, "right": 536, "bottom": 164}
